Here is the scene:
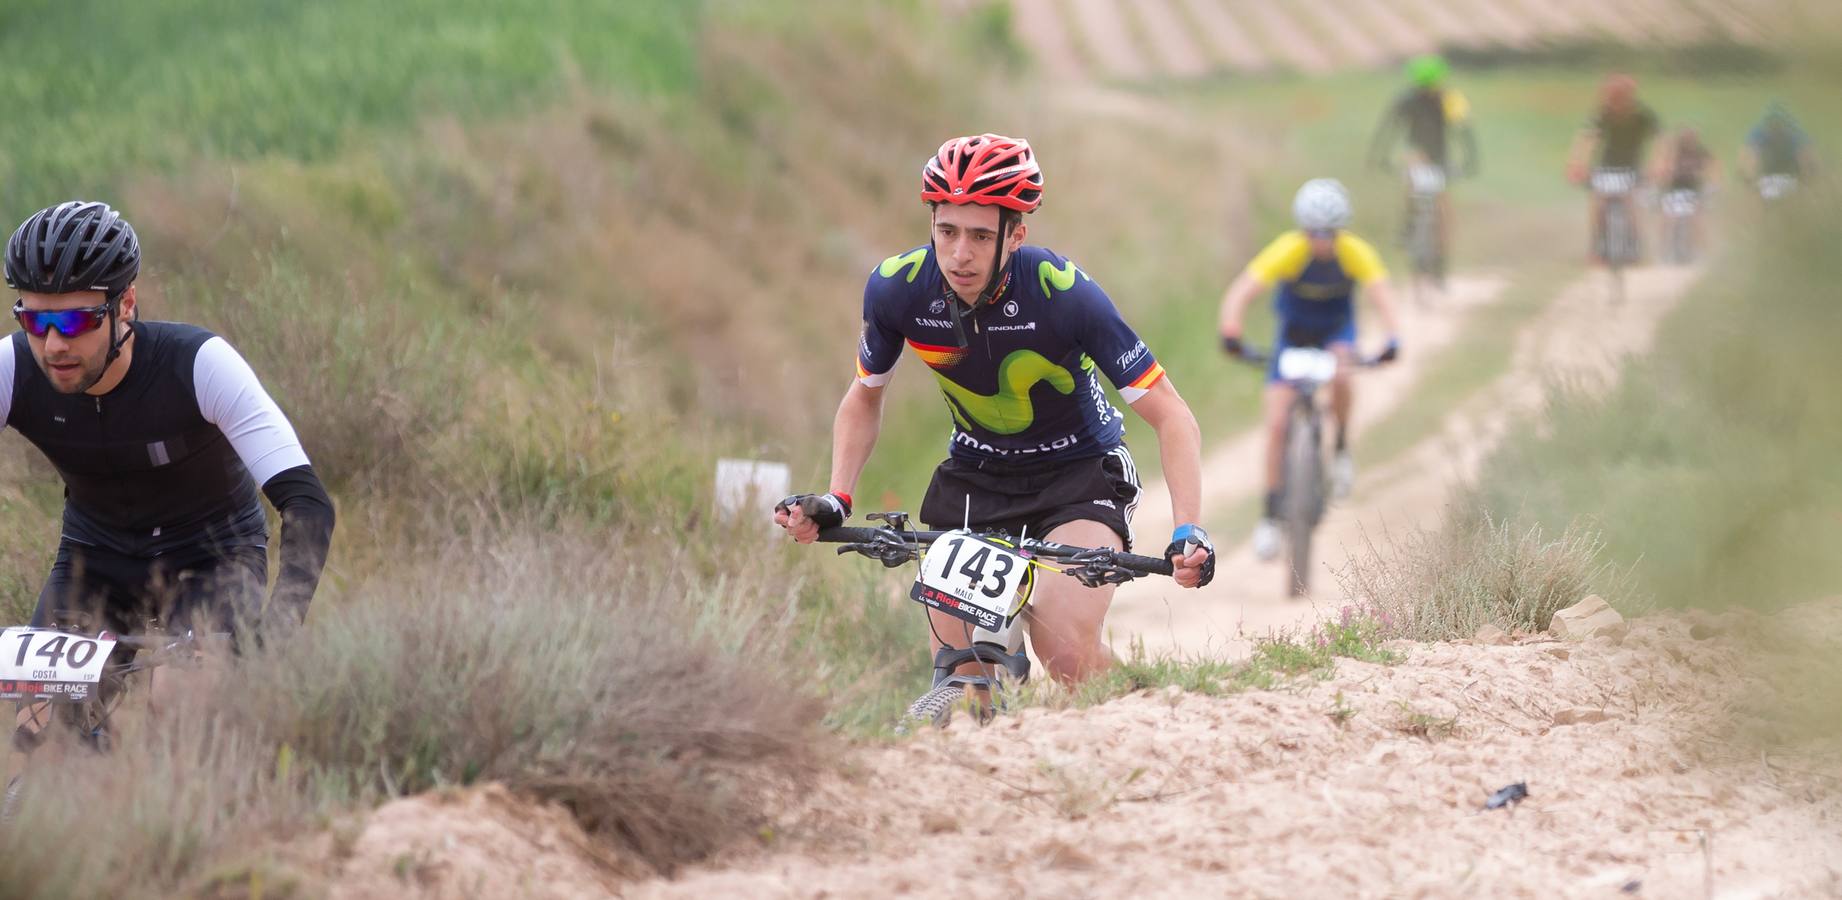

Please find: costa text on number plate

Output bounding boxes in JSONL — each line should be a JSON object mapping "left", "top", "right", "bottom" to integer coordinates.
{"left": 0, "top": 628, "right": 116, "bottom": 701}
{"left": 910, "top": 530, "right": 1031, "bottom": 631}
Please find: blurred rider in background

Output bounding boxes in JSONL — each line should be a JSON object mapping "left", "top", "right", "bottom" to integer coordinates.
{"left": 1218, "top": 179, "right": 1403, "bottom": 561}
{"left": 1566, "top": 73, "right": 1660, "bottom": 264}
{"left": 1367, "top": 53, "right": 1478, "bottom": 291}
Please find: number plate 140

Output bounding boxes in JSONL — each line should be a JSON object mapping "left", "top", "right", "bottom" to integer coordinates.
{"left": 0, "top": 628, "right": 116, "bottom": 684}
{"left": 910, "top": 530, "right": 1031, "bottom": 631}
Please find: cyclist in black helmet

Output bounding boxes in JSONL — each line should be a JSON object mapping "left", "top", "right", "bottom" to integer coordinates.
{"left": 4, "top": 201, "right": 335, "bottom": 754}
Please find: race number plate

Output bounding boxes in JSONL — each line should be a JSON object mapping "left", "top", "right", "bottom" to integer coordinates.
{"left": 1758, "top": 174, "right": 1797, "bottom": 200}
{"left": 1408, "top": 164, "right": 1447, "bottom": 195}
{"left": 0, "top": 628, "right": 116, "bottom": 701}
{"left": 1661, "top": 189, "right": 1699, "bottom": 217}
{"left": 910, "top": 530, "right": 1030, "bottom": 631}
{"left": 1277, "top": 347, "right": 1338, "bottom": 384}
{"left": 1591, "top": 169, "right": 1637, "bottom": 196}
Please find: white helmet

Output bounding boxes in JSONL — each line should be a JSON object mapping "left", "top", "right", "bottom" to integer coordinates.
{"left": 1292, "top": 178, "right": 1352, "bottom": 231}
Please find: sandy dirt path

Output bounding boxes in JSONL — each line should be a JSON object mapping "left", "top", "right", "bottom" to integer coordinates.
{"left": 1110, "top": 265, "right": 1700, "bottom": 660}
{"left": 621, "top": 606, "right": 1842, "bottom": 899}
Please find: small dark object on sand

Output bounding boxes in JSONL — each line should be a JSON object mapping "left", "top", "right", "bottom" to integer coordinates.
{"left": 1483, "top": 782, "right": 1528, "bottom": 810}
{"left": 1621, "top": 881, "right": 1641, "bottom": 893}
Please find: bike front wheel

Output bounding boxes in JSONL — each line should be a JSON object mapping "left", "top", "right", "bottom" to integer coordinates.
{"left": 1282, "top": 406, "right": 1323, "bottom": 597}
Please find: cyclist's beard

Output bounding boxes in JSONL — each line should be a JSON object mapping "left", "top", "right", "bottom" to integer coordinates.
{"left": 38, "top": 345, "right": 109, "bottom": 394}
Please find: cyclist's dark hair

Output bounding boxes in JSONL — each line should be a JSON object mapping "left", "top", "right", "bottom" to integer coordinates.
{"left": 5, "top": 201, "right": 141, "bottom": 300}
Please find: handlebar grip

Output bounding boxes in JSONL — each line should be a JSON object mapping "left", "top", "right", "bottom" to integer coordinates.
{"left": 1115, "top": 551, "right": 1175, "bottom": 576}
{"left": 815, "top": 527, "right": 894, "bottom": 543}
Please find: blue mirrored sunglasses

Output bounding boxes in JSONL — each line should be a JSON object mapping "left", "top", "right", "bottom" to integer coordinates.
{"left": 13, "top": 301, "right": 111, "bottom": 338}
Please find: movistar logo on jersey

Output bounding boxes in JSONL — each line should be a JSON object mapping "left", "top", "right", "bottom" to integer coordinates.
{"left": 879, "top": 248, "right": 929, "bottom": 283}
{"left": 934, "top": 350, "right": 1075, "bottom": 435}
{"left": 1038, "top": 258, "right": 1089, "bottom": 298}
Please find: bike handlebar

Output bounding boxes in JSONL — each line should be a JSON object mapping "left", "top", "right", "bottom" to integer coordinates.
{"left": 815, "top": 522, "right": 1173, "bottom": 584}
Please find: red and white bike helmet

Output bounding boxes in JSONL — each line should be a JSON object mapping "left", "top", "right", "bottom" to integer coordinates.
{"left": 921, "top": 133, "right": 1044, "bottom": 213}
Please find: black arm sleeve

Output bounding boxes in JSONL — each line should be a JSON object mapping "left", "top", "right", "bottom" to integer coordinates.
{"left": 260, "top": 464, "right": 336, "bottom": 625}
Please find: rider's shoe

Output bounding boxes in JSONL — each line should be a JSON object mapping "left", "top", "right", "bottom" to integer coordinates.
{"left": 1333, "top": 450, "right": 1356, "bottom": 500}
{"left": 1252, "top": 519, "right": 1281, "bottom": 561}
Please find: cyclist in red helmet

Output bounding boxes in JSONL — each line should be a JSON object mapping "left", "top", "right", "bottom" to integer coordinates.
{"left": 775, "top": 133, "right": 1213, "bottom": 685}
{"left": 1567, "top": 73, "right": 1661, "bottom": 264}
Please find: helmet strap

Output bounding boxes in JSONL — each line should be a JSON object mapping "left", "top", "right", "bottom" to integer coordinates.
{"left": 100, "top": 295, "right": 132, "bottom": 371}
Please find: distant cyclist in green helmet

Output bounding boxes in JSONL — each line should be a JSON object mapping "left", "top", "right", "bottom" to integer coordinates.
{"left": 1367, "top": 54, "right": 1478, "bottom": 295}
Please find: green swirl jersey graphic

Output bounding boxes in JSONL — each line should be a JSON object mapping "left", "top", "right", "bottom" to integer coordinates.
{"left": 934, "top": 350, "right": 1075, "bottom": 435}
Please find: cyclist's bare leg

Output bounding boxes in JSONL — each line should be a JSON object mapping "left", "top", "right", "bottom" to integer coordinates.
{"left": 1024, "top": 518, "right": 1123, "bottom": 685}
{"left": 1588, "top": 192, "right": 1607, "bottom": 265}
{"left": 1328, "top": 343, "right": 1357, "bottom": 444}
{"left": 1435, "top": 192, "right": 1453, "bottom": 282}
{"left": 1262, "top": 383, "right": 1295, "bottom": 495}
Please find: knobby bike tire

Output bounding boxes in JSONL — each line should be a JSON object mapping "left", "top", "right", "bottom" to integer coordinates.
{"left": 1409, "top": 199, "right": 1440, "bottom": 275}
{"left": 1283, "top": 404, "right": 1321, "bottom": 597}
{"left": 901, "top": 683, "right": 967, "bottom": 731}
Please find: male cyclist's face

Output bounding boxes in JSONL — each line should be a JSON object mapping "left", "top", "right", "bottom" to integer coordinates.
{"left": 1307, "top": 231, "right": 1338, "bottom": 258}
{"left": 17, "top": 289, "right": 130, "bottom": 394}
{"left": 932, "top": 203, "right": 1026, "bottom": 305}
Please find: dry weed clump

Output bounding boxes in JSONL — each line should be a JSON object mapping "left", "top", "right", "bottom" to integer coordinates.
{"left": 0, "top": 521, "right": 833, "bottom": 898}
{"left": 1335, "top": 507, "right": 1641, "bottom": 642}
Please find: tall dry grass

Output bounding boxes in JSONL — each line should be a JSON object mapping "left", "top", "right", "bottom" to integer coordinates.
{"left": 0, "top": 517, "right": 837, "bottom": 898}
{"left": 1334, "top": 507, "right": 1641, "bottom": 641}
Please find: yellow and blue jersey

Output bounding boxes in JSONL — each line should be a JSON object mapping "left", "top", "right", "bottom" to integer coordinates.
{"left": 1244, "top": 230, "right": 1387, "bottom": 331}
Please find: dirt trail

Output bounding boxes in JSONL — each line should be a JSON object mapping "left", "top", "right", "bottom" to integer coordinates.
{"left": 1110, "top": 265, "right": 1701, "bottom": 660}
{"left": 624, "top": 607, "right": 1842, "bottom": 898}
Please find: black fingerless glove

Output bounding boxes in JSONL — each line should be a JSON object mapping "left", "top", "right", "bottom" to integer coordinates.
{"left": 775, "top": 492, "right": 852, "bottom": 529}
{"left": 1165, "top": 523, "right": 1217, "bottom": 588}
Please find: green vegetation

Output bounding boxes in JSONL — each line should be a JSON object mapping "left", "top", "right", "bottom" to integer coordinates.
{"left": 1467, "top": 199, "right": 1842, "bottom": 610}
{"left": 0, "top": 0, "right": 703, "bottom": 211}
{"left": 1024, "top": 619, "right": 1395, "bottom": 710}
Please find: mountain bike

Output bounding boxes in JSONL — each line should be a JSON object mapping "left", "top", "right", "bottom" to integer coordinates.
{"left": 1658, "top": 186, "right": 1701, "bottom": 265}
{"left": 1591, "top": 167, "right": 1642, "bottom": 302}
{"left": 1236, "top": 344, "right": 1389, "bottom": 597}
{"left": 1403, "top": 163, "right": 1448, "bottom": 304}
{"left": 814, "top": 511, "right": 1172, "bottom": 729}
{"left": 2, "top": 622, "right": 223, "bottom": 821}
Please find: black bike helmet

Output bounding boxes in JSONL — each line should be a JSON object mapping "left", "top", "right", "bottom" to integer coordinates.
{"left": 5, "top": 201, "right": 141, "bottom": 299}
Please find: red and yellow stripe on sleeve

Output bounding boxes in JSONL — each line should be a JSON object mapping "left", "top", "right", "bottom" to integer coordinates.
{"left": 1119, "top": 362, "right": 1166, "bottom": 404}
{"left": 856, "top": 357, "right": 893, "bottom": 388}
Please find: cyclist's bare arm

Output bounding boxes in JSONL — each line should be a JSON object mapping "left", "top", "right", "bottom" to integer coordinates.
{"left": 778, "top": 379, "right": 885, "bottom": 543}
{"left": 1366, "top": 106, "right": 1403, "bottom": 169}
{"left": 1567, "top": 129, "right": 1600, "bottom": 183}
{"left": 1128, "top": 378, "right": 1203, "bottom": 528}
{"left": 1218, "top": 270, "right": 1269, "bottom": 338}
{"left": 1365, "top": 277, "right": 1405, "bottom": 338}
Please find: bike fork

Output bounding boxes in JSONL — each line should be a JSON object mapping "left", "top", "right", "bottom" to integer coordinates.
{"left": 929, "top": 616, "right": 1030, "bottom": 695}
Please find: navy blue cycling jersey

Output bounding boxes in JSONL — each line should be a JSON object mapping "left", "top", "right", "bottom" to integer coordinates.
{"left": 856, "top": 244, "right": 1164, "bottom": 463}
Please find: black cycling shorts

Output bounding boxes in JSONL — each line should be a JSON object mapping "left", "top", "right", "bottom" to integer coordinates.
{"left": 920, "top": 446, "right": 1142, "bottom": 551}
{"left": 30, "top": 540, "right": 267, "bottom": 661}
